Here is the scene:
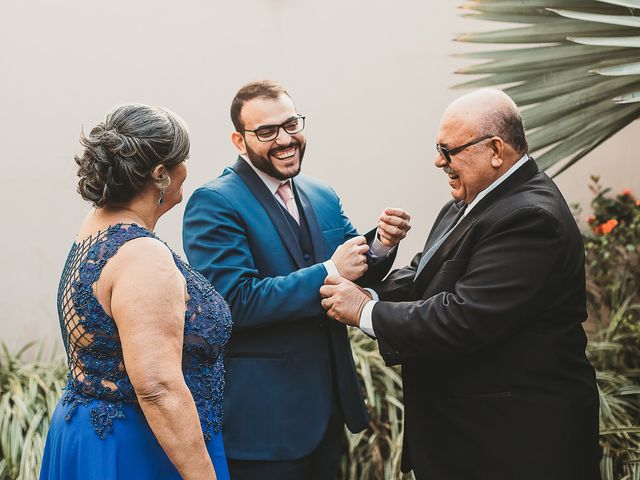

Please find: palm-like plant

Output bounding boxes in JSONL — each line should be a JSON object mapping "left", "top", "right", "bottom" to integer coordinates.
{"left": 340, "top": 330, "right": 414, "bottom": 480}
{"left": 588, "top": 297, "right": 640, "bottom": 480}
{"left": 456, "top": 0, "right": 640, "bottom": 175}
{"left": 0, "top": 343, "right": 66, "bottom": 480}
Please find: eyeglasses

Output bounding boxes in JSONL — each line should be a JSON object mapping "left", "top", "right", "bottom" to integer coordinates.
{"left": 435, "top": 134, "right": 494, "bottom": 163}
{"left": 243, "top": 115, "right": 306, "bottom": 142}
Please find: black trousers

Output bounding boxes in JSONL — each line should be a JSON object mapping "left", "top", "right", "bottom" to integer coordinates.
{"left": 227, "top": 397, "right": 345, "bottom": 480}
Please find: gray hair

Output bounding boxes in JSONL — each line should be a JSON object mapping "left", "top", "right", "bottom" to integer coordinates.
{"left": 75, "top": 103, "right": 190, "bottom": 207}
{"left": 480, "top": 100, "right": 528, "bottom": 156}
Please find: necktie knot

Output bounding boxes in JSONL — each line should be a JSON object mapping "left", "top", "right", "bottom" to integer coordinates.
{"left": 276, "top": 182, "right": 294, "bottom": 202}
{"left": 276, "top": 181, "right": 300, "bottom": 224}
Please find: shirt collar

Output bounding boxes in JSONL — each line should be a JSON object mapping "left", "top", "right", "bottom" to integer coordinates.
{"left": 463, "top": 153, "right": 530, "bottom": 217}
{"left": 241, "top": 155, "right": 292, "bottom": 196}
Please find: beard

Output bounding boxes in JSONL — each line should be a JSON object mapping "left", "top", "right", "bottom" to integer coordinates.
{"left": 245, "top": 138, "right": 306, "bottom": 181}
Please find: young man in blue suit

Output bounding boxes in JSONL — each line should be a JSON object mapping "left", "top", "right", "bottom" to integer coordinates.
{"left": 183, "top": 80, "right": 411, "bottom": 479}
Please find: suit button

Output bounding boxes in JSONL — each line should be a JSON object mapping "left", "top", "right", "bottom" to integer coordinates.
{"left": 303, "top": 253, "right": 311, "bottom": 261}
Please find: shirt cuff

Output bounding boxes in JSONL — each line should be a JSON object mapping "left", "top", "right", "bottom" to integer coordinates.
{"left": 363, "top": 288, "right": 379, "bottom": 301}
{"left": 323, "top": 259, "right": 340, "bottom": 278}
{"left": 359, "top": 300, "right": 377, "bottom": 338}
{"left": 369, "top": 235, "right": 396, "bottom": 260}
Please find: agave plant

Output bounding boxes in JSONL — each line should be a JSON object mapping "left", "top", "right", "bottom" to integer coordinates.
{"left": 456, "top": 0, "right": 640, "bottom": 175}
{"left": 0, "top": 343, "right": 66, "bottom": 480}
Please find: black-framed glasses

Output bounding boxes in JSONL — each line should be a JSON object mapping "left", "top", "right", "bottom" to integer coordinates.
{"left": 435, "top": 134, "right": 494, "bottom": 163}
{"left": 243, "top": 115, "right": 306, "bottom": 142}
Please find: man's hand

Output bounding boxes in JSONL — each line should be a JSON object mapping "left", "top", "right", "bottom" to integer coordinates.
{"left": 377, "top": 208, "right": 411, "bottom": 247}
{"left": 331, "top": 236, "right": 369, "bottom": 281}
{"left": 319, "top": 276, "right": 372, "bottom": 327}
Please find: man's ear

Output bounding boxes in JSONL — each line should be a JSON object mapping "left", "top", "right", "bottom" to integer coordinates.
{"left": 231, "top": 131, "right": 247, "bottom": 155}
{"left": 490, "top": 137, "right": 504, "bottom": 169}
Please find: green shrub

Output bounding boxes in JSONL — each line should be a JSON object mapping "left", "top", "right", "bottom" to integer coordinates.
{"left": 579, "top": 178, "right": 640, "bottom": 480}
{"left": 0, "top": 343, "right": 66, "bottom": 480}
{"left": 340, "top": 330, "right": 413, "bottom": 480}
{"left": 582, "top": 178, "right": 640, "bottom": 326}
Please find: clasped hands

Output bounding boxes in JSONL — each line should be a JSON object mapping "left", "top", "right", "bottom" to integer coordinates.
{"left": 322, "top": 208, "right": 411, "bottom": 327}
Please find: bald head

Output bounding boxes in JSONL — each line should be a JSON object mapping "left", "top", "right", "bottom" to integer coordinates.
{"left": 442, "top": 89, "right": 528, "bottom": 157}
{"left": 434, "top": 89, "right": 530, "bottom": 204}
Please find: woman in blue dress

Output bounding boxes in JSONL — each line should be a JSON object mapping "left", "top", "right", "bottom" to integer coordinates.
{"left": 40, "top": 104, "right": 232, "bottom": 480}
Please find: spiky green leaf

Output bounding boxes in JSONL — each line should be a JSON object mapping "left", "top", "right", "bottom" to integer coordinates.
{"left": 457, "top": 0, "right": 640, "bottom": 173}
{"left": 548, "top": 8, "right": 640, "bottom": 27}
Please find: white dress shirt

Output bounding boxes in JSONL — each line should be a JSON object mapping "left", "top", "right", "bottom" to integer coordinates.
{"left": 240, "top": 156, "right": 393, "bottom": 277}
{"left": 359, "top": 154, "right": 530, "bottom": 337}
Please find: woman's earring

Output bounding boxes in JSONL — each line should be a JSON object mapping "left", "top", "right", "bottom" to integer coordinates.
{"left": 156, "top": 175, "right": 171, "bottom": 206}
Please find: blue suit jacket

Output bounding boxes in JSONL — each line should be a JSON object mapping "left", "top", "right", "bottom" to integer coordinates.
{"left": 183, "top": 158, "right": 394, "bottom": 461}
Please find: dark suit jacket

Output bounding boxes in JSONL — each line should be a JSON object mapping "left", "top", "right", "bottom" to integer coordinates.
{"left": 371, "top": 159, "right": 600, "bottom": 479}
{"left": 183, "top": 157, "right": 395, "bottom": 461}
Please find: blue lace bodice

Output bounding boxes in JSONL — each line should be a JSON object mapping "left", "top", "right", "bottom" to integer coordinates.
{"left": 57, "top": 223, "right": 232, "bottom": 440}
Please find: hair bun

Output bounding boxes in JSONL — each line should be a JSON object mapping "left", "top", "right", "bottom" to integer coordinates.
{"left": 74, "top": 104, "right": 190, "bottom": 207}
{"left": 75, "top": 123, "right": 120, "bottom": 207}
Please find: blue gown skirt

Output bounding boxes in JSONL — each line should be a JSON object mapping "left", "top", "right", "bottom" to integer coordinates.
{"left": 40, "top": 399, "right": 230, "bottom": 480}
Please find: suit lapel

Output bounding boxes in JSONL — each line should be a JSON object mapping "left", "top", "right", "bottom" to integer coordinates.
{"left": 413, "top": 201, "right": 468, "bottom": 278}
{"left": 294, "top": 182, "right": 326, "bottom": 262}
{"left": 414, "top": 158, "right": 539, "bottom": 287}
{"left": 413, "top": 211, "right": 478, "bottom": 290}
{"left": 231, "top": 157, "right": 305, "bottom": 268}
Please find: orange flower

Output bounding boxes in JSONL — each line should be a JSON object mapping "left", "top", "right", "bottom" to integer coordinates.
{"left": 593, "top": 224, "right": 602, "bottom": 235}
{"left": 636, "top": 199, "right": 640, "bottom": 206}
{"left": 600, "top": 219, "right": 618, "bottom": 235}
{"left": 586, "top": 215, "right": 596, "bottom": 225}
{"left": 622, "top": 189, "right": 632, "bottom": 196}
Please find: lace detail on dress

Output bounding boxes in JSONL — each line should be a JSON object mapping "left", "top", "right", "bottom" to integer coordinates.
{"left": 56, "top": 223, "right": 232, "bottom": 439}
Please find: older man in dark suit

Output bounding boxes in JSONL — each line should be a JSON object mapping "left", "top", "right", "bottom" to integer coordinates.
{"left": 320, "top": 89, "right": 601, "bottom": 480}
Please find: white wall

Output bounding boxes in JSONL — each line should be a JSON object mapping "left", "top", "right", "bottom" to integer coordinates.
{"left": 1, "top": 0, "right": 638, "bottom": 350}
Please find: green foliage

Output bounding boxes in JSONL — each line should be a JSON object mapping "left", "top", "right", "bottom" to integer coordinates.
{"left": 340, "top": 331, "right": 414, "bottom": 480}
{"left": 455, "top": 0, "right": 640, "bottom": 175}
{"left": 0, "top": 343, "right": 66, "bottom": 480}
{"left": 582, "top": 177, "right": 640, "bottom": 318}
{"left": 590, "top": 305, "right": 640, "bottom": 480}
{"left": 580, "top": 178, "right": 640, "bottom": 479}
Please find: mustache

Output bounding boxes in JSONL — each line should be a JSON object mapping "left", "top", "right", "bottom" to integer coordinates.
{"left": 443, "top": 165, "right": 454, "bottom": 175}
{"left": 269, "top": 140, "right": 301, "bottom": 156}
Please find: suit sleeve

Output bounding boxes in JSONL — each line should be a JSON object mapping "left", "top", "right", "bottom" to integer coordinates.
{"left": 328, "top": 186, "right": 396, "bottom": 285}
{"left": 372, "top": 207, "right": 564, "bottom": 365}
{"left": 367, "top": 201, "right": 456, "bottom": 301}
{"left": 183, "top": 187, "right": 327, "bottom": 331}
{"left": 358, "top": 228, "right": 398, "bottom": 286}
{"left": 372, "top": 251, "right": 421, "bottom": 302}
